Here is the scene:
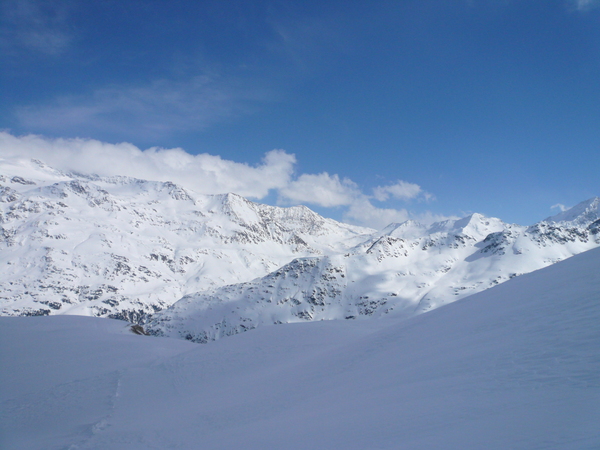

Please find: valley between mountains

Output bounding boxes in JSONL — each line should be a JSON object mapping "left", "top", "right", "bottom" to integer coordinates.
{"left": 1, "top": 157, "right": 599, "bottom": 341}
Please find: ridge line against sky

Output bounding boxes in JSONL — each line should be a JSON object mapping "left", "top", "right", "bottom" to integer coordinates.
{"left": 0, "top": 131, "right": 441, "bottom": 230}
{"left": 1, "top": 0, "right": 599, "bottom": 226}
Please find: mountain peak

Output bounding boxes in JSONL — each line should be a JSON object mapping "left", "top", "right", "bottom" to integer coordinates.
{"left": 544, "top": 197, "right": 600, "bottom": 226}
{"left": 453, "top": 212, "right": 484, "bottom": 228}
{"left": 382, "top": 220, "right": 427, "bottom": 239}
{"left": 427, "top": 213, "right": 504, "bottom": 239}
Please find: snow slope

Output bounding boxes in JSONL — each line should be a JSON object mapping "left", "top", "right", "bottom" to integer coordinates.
{"left": 2, "top": 246, "right": 599, "bottom": 449}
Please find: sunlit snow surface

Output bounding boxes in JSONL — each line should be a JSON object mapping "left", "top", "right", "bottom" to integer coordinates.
{"left": 2, "top": 247, "right": 599, "bottom": 449}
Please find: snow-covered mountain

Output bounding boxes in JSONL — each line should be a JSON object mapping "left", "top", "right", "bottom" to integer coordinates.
{"left": 148, "top": 198, "right": 600, "bottom": 342}
{"left": 1, "top": 158, "right": 599, "bottom": 340}
{"left": 0, "top": 158, "right": 370, "bottom": 321}
{"left": 2, "top": 246, "right": 599, "bottom": 449}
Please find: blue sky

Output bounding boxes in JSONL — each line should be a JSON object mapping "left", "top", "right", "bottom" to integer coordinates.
{"left": 1, "top": 0, "right": 599, "bottom": 228}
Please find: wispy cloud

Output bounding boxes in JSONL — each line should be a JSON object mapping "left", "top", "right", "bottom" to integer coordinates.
{"left": 0, "top": 132, "right": 449, "bottom": 229}
{"left": 0, "top": 0, "right": 72, "bottom": 55}
{"left": 16, "top": 75, "right": 276, "bottom": 141}
{"left": 8, "top": 2, "right": 347, "bottom": 143}
{"left": 265, "top": 6, "right": 347, "bottom": 73}
{"left": 570, "top": 0, "right": 600, "bottom": 11}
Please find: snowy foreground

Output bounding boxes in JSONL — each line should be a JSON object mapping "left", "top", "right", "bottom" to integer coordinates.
{"left": 2, "top": 248, "right": 600, "bottom": 449}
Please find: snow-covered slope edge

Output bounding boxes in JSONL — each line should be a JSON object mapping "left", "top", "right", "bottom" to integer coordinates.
{"left": 148, "top": 197, "right": 600, "bottom": 342}
{"left": 2, "top": 246, "right": 599, "bottom": 449}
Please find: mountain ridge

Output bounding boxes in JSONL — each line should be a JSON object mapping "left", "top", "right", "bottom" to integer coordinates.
{"left": 1, "top": 157, "right": 598, "bottom": 341}
{"left": 0, "top": 158, "right": 370, "bottom": 321}
{"left": 148, "top": 196, "right": 600, "bottom": 342}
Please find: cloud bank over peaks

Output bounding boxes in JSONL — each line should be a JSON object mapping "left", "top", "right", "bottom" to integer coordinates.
{"left": 343, "top": 198, "right": 454, "bottom": 231}
{"left": 0, "top": 132, "right": 295, "bottom": 199}
{"left": 278, "top": 173, "right": 360, "bottom": 207}
{"left": 0, "top": 132, "right": 445, "bottom": 230}
{"left": 277, "top": 172, "right": 437, "bottom": 229}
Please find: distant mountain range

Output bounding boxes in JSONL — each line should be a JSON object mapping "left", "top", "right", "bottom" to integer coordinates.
{"left": 1, "top": 157, "right": 599, "bottom": 341}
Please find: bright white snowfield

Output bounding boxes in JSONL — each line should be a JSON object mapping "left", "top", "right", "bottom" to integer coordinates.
{"left": 1, "top": 247, "right": 599, "bottom": 449}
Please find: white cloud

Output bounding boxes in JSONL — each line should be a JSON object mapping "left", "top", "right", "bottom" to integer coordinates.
{"left": 343, "top": 198, "right": 453, "bottom": 230}
{"left": 0, "top": 132, "right": 448, "bottom": 230}
{"left": 372, "top": 180, "right": 426, "bottom": 202}
{"left": 0, "top": 132, "right": 295, "bottom": 199}
{"left": 344, "top": 198, "right": 410, "bottom": 230}
{"left": 279, "top": 173, "right": 360, "bottom": 207}
{"left": 551, "top": 203, "right": 569, "bottom": 212}
{"left": 278, "top": 173, "right": 447, "bottom": 229}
